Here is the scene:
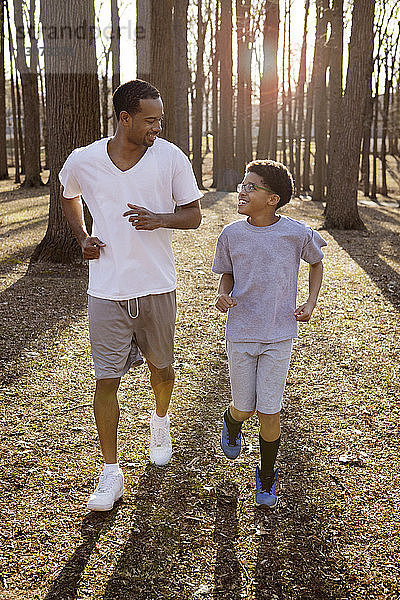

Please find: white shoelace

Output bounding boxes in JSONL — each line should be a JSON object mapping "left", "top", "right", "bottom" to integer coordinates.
{"left": 152, "top": 425, "right": 169, "bottom": 447}
{"left": 96, "top": 473, "right": 119, "bottom": 494}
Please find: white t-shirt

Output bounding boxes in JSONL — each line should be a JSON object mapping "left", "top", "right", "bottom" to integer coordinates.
{"left": 59, "top": 137, "right": 202, "bottom": 300}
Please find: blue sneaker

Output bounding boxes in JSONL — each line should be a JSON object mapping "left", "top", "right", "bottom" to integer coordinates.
{"left": 255, "top": 466, "right": 278, "bottom": 507}
{"left": 220, "top": 414, "right": 242, "bottom": 460}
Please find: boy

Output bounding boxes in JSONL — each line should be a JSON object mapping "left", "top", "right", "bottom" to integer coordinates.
{"left": 212, "top": 160, "right": 326, "bottom": 507}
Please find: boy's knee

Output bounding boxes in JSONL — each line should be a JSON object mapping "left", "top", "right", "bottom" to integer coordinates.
{"left": 230, "top": 405, "right": 255, "bottom": 422}
{"left": 147, "top": 362, "right": 175, "bottom": 383}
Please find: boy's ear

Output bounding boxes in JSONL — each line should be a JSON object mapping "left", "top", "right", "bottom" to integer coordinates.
{"left": 268, "top": 194, "right": 280, "bottom": 207}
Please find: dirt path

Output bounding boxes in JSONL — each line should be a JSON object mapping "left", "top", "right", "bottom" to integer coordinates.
{"left": 0, "top": 185, "right": 399, "bottom": 599}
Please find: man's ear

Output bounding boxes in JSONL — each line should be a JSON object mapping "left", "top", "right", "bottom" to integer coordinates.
{"left": 119, "top": 110, "right": 132, "bottom": 127}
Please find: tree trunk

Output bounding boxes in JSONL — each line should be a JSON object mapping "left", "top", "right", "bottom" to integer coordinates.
{"left": 381, "top": 59, "right": 390, "bottom": 196}
{"left": 312, "top": 0, "right": 329, "bottom": 202}
{"left": 236, "top": 0, "right": 252, "bottom": 175}
{"left": 294, "top": 0, "right": 310, "bottom": 194}
{"left": 13, "top": 0, "right": 42, "bottom": 187}
{"left": 111, "top": 0, "right": 120, "bottom": 132}
{"left": 287, "top": 3, "right": 294, "bottom": 174}
{"left": 256, "top": 0, "right": 279, "bottom": 160}
{"left": 192, "top": 0, "right": 205, "bottom": 187}
{"left": 136, "top": 0, "right": 151, "bottom": 81}
{"left": 101, "top": 50, "right": 111, "bottom": 138}
{"left": 16, "top": 71, "right": 25, "bottom": 174}
{"left": 0, "top": 0, "right": 8, "bottom": 179}
{"left": 39, "top": 67, "right": 49, "bottom": 170}
{"left": 5, "top": 0, "right": 20, "bottom": 183}
{"left": 211, "top": 0, "right": 219, "bottom": 188}
{"left": 324, "top": 0, "right": 375, "bottom": 230}
{"left": 217, "top": 0, "right": 236, "bottom": 190}
{"left": 173, "top": 0, "right": 189, "bottom": 155}
{"left": 326, "top": 0, "right": 343, "bottom": 197}
{"left": 370, "top": 64, "right": 380, "bottom": 200}
{"left": 361, "top": 78, "right": 373, "bottom": 196}
{"left": 30, "top": 0, "right": 101, "bottom": 265}
{"left": 150, "top": 0, "right": 175, "bottom": 143}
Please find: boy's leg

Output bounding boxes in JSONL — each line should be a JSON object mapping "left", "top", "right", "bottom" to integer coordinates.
{"left": 257, "top": 410, "right": 281, "bottom": 481}
{"left": 221, "top": 342, "right": 258, "bottom": 458}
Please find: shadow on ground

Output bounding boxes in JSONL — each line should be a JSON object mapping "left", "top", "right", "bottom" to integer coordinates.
{"left": 327, "top": 204, "right": 400, "bottom": 313}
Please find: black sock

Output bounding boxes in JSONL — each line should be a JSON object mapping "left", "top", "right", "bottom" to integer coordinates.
{"left": 224, "top": 407, "right": 243, "bottom": 437}
{"left": 259, "top": 434, "right": 281, "bottom": 482}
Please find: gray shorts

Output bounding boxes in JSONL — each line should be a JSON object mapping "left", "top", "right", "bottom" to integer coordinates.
{"left": 226, "top": 339, "right": 293, "bottom": 414}
{"left": 88, "top": 291, "right": 176, "bottom": 380}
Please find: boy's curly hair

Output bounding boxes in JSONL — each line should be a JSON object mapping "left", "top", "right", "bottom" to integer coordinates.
{"left": 113, "top": 79, "right": 160, "bottom": 120}
{"left": 246, "top": 160, "right": 294, "bottom": 209}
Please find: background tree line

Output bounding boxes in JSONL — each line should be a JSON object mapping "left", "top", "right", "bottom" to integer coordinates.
{"left": 0, "top": 0, "right": 399, "bottom": 264}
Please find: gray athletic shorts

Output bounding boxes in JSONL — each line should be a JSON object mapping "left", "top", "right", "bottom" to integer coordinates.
{"left": 88, "top": 291, "right": 176, "bottom": 380}
{"left": 226, "top": 339, "right": 293, "bottom": 414}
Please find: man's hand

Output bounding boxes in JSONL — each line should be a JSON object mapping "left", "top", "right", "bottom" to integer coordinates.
{"left": 80, "top": 236, "right": 106, "bottom": 260}
{"left": 216, "top": 293, "right": 237, "bottom": 313}
{"left": 294, "top": 300, "right": 316, "bottom": 322}
{"left": 123, "top": 204, "right": 164, "bottom": 230}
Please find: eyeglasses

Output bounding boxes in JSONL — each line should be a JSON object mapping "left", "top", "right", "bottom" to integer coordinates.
{"left": 236, "top": 182, "right": 275, "bottom": 194}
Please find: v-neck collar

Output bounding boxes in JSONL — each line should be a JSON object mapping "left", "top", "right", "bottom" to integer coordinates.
{"left": 104, "top": 137, "right": 153, "bottom": 174}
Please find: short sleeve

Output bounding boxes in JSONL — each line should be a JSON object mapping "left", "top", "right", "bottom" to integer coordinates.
{"left": 212, "top": 232, "right": 233, "bottom": 274}
{"left": 172, "top": 148, "right": 203, "bottom": 206}
{"left": 301, "top": 227, "right": 327, "bottom": 264}
{"left": 58, "top": 151, "right": 82, "bottom": 198}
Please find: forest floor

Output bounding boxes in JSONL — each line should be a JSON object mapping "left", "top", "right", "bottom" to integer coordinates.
{"left": 0, "top": 170, "right": 400, "bottom": 600}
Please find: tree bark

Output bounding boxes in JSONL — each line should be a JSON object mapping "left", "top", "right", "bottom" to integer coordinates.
{"left": 324, "top": 0, "right": 376, "bottom": 230}
{"left": 30, "top": 0, "right": 101, "bottom": 265}
{"left": 173, "top": 0, "right": 189, "bottom": 155}
{"left": 293, "top": 0, "right": 310, "bottom": 194}
{"left": 13, "top": 0, "right": 42, "bottom": 186}
{"left": 150, "top": 0, "right": 175, "bottom": 142}
{"left": 192, "top": 0, "right": 205, "bottom": 187}
{"left": 312, "top": 0, "right": 329, "bottom": 202}
{"left": 211, "top": 0, "right": 219, "bottom": 188}
{"left": 111, "top": 0, "right": 120, "bottom": 133}
{"left": 256, "top": 0, "right": 279, "bottom": 160}
{"left": 236, "top": 0, "right": 252, "bottom": 175}
{"left": 326, "top": 0, "right": 343, "bottom": 197}
{"left": 217, "top": 0, "right": 236, "bottom": 190}
{"left": 0, "top": 0, "right": 8, "bottom": 179}
{"left": 5, "top": 0, "right": 20, "bottom": 183}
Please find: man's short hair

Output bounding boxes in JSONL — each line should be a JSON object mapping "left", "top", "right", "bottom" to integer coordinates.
{"left": 112, "top": 79, "right": 160, "bottom": 120}
{"left": 246, "top": 160, "right": 294, "bottom": 209}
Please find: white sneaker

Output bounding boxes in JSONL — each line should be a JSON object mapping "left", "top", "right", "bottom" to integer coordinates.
{"left": 86, "top": 468, "right": 124, "bottom": 511}
{"left": 149, "top": 411, "right": 172, "bottom": 466}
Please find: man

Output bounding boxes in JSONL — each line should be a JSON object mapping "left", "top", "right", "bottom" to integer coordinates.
{"left": 59, "top": 79, "right": 202, "bottom": 511}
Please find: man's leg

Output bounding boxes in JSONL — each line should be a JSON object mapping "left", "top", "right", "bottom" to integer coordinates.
{"left": 147, "top": 361, "right": 174, "bottom": 466}
{"left": 147, "top": 361, "right": 175, "bottom": 416}
{"left": 94, "top": 377, "right": 121, "bottom": 464}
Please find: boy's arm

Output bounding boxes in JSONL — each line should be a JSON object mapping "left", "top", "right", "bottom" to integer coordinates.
{"left": 215, "top": 273, "right": 237, "bottom": 313}
{"left": 294, "top": 260, "right": 323, "bottom": 322}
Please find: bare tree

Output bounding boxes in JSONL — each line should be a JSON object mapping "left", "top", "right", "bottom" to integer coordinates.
{"left": 174, "top": 0, "right": 190, "bottom": 155}
{"left": 192, "top": 0, "right": 205, "bottom": 187}
{"left": 211, "top": 0, "right": 219, "bottom": 187}
{"left": 111, "top": 0, "right": 120, "bottom": 132}
{"left": 13, "top": 0, "right": 42, "bottom": 186}
{"left": 217, "top": 0, "right": 236, "bottom": 190}
{"left": 325, "top": 0, "right": 376, "bottom": 230}
{"left": 293, "top": 0, "right": 310, "bottom": 194}
{"left": 31, "top": 0, "right": 101, "bottom": 264}
{"left": 256, "top": 0, "right": 279, "bottom": 160}
{"left": 0, "top": 0, "right": 8, "bottom": 179}
{"left": 236, "top": 0, "right": 252, "bottom": 174}
{"left": 5, "top": 0, "right": 20, "bottom": 183}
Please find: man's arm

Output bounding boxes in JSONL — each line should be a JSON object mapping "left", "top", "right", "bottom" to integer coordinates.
{"left": 61, "top": 193, "right": 106, "bottom": 260}
{"left": 294, "top": 260, "right": 324, "bottom": 322}
{"left": 122, "top": 199, "right": 201, "bottom": 230}
{"left": 215, "top": 273, "right": 237, "bottom": 313}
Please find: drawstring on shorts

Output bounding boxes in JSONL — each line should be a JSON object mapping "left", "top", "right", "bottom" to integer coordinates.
{"left": 127, "top": 298, "right": 139, "bottom": 319}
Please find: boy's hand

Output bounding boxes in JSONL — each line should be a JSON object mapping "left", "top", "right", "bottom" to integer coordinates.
{"left": 294, "top": 300, "right": 316, "bottom": 322}
{"left": 216, "top": 294, "right": 237, "bottom": 313}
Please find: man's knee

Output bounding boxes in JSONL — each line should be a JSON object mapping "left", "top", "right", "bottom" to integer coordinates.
{"left": 147, "top": 362, "right": 175, "bottom": 383}
{"left": 95, "top": 377, "right": 120, "bottom": 396}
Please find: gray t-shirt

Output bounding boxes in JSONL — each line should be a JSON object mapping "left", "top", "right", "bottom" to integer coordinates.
{"left": 212, "top": 216, "right": 327, "bottom": 343}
